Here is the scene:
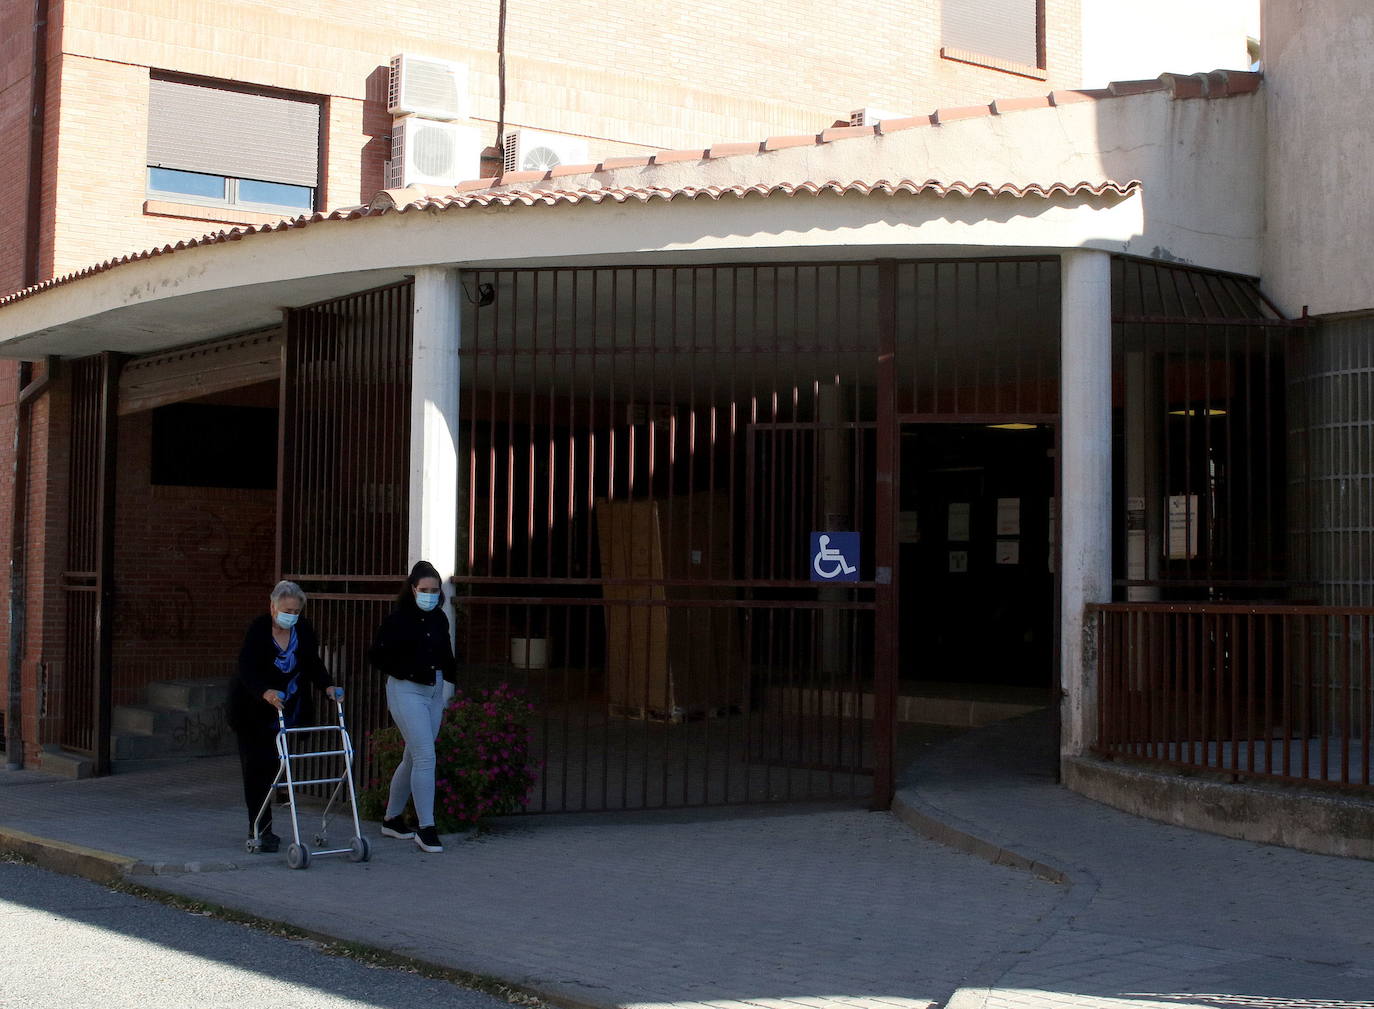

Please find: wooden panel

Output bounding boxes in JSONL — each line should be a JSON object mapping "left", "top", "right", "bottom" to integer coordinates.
{"left": 119, "top": 329, "right": 282, "bottom": 415}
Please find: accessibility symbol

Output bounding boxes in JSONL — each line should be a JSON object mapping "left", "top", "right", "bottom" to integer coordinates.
{"left": 810, "top": 532, "right": 860, "bottom": 582}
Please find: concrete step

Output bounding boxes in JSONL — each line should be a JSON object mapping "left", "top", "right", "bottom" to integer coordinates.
{"left": 110, "top": 719, "right": 235, "bottom": 760}
{"left": 109, "top": 676, "right": 236, "bottom": 761}
{"left": 145, "top": 677, "right": 231, "bottom": 710}
{"left": 112, "top": 703, "right": 226, "bottom": 737}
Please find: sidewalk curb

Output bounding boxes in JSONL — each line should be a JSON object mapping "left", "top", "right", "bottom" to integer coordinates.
{"left": 122, "top": 874, "right": 617, "bottom": 1009}
{"left": 0, "top": 825, "right": 138, "bottom": 884}
{"left": 890, "top": 788, "right": 1070, "bottom": 885}
{"left": 0, "top": 823, "right": 615, "bottom": 1009}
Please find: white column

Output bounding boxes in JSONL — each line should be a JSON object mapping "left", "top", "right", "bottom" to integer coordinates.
{"left": 409, "top": 267, "right": 462, "bottom": 588}
{"left": 1059, "top": 249, "right": 1113, "bottom": 757}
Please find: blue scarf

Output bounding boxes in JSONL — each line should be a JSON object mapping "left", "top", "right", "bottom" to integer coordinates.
{"left": 274, "top": 628, "right": 302, "bottom": 727}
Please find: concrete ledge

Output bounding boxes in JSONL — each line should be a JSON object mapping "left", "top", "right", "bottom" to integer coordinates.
{"left": 1063, "top": 755, "right": 1374, "bottom": 861}
{"left": 0, "top": 826, "right": 137, "bottom": 884}
{"left": 891, "top": 789, "right": 1069, "bottom": 884}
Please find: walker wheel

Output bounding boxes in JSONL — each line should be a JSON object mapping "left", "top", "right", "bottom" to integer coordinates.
{"left": 244, "top": 838, "right": 260, "bottom": 854}
{"left": 313, "top": 834, "right": 327, "bottom": 848}
{"left": 348, "top": 836, "right": 371, "bottom": 863}
{"left": 286, "top": 843, "right": 311, "bottom": 870}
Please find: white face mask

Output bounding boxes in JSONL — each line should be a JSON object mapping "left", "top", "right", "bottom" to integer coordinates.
{"left": 274, "top": 610, "right": 300, "bottom": 629}
{"left": 415, "top": 591, "right": 440, "bottom": 612}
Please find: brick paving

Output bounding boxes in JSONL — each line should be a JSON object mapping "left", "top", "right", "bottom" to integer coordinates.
{"left": 3, "top": 713, "right": 1373, "bottom": 1009}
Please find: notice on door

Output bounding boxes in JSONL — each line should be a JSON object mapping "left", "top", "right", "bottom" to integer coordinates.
{"left": 947, "top": 502, "right": 970, "bottom": 542}
{"left": 1167, "top": 494, "right": 1199, "bottom": 560}
{"left": 996, "top": 497, "right": 1021, "bottom": 536}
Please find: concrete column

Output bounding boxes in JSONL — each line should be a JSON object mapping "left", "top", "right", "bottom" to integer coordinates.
{"left": 1059, "top": 250, "right": 1113, "bottom": 757}
{"left": 409, "top": 268, "right": 462, "bottom": 590}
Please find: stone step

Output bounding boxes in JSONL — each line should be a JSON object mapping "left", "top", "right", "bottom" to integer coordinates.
{"left": 109, "top": 676, "right": 236, "bottom": 761}
{"left": 112, "top": 703, "right": 226, "bottom": 737}
{"left": 110, "top": 716, "right": 235, "bottom": 760}
{"left": 145, "top": 677, "right": 231, "bottom": 710}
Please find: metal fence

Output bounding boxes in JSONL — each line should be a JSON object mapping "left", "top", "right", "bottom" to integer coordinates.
{"left": 279, "top": 281, "right": 413, "bottom": 785}
{"left": 1093, "top": 602, "right": 1374, "bottom": 790}
{"left": 455, "top": 265, "right": 886, "bottom": 811}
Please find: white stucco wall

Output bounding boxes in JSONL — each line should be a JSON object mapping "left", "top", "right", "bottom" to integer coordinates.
{"left": 1261, "top": 1, "right": 1374, "bottom": 316}
{"left": 1079, "top": 0, "right": 1258, "bottom": 89}
{"left": 0, "top": 87, "right": 1266, "bottom": 358}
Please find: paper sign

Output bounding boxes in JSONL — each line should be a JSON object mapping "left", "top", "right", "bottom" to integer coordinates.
{"left": 996, "top": 497, "right": 1021, "bottom": 536}
{"left": 995, "top": 540, "right": 1020, "bottom": 565}
{"left": 947, "top": 502, "right": 970, "bottom": 542}
{"left": 1167, "top": 495, "right": 1199, "bottom": 560}
{"left": 948, "top": 550, "right": 969, "bottom": 573}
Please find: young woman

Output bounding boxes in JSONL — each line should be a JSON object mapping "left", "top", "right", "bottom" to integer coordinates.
{"left": 228, "top": 580, "right": 343, "bottom": 852}
{"left": 368, "top": 560, "right": 457, "bottom": 853}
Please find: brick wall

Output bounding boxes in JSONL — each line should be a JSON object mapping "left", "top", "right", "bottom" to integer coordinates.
{"left": 110, "top": 407, "right": 277, "bottom": 705}
{"left": 27, "top": 0, "right": 1083, "bottom": 282}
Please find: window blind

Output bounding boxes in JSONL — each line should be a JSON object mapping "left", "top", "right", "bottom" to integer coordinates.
{"left": 941, "top": 0, "right": 1041, "bottom": 69}
{"left": 146, "top": 77, "right": 321, "bottom": 188}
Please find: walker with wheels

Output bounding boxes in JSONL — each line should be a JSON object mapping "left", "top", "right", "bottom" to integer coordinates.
{"left": 247, "top": 697, "right": 371, "bottom": 869}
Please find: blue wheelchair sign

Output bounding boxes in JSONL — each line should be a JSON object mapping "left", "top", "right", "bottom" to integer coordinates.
{"left": 810, "top": 532, "right": 860, "bottom": 582}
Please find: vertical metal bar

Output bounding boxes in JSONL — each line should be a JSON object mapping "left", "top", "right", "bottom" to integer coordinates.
{"left": 92, "top": 352, "right": 123, "bottom": 775}
{"left": 1341, "top": 612, "right": 1351, "bottom": 783}
{"left": 871, "top": 259, "right": 898, "bottom": 810}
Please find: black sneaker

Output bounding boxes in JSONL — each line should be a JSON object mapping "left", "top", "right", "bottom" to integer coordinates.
{"left": 414, "top": 825, "right": 443, "bottom": 853}
{"left": 380, "top": 816, "right": 415, "bottom": 840}
{"left": 258, "top": 829, "right": 281, "bottom": 853}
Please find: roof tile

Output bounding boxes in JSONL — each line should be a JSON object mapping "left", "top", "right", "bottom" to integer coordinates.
{"left": 990, "top": 96, "right": 1053, "bottom": 114}
{"left": 709, "top": 141, "right": 764, "bottom": 158}
{"left": 763, "top": 134, "right": 821, "bottom": 151}
{"left": 932, "top": 104, "right": 994, "bottom": 125}
{"left": 2, "top": 67, "right": 1263, "bottom": 310}
{"left": 598, "top": 156, "right": 653, "bottom": 171}
{"left": 650, "top": 148, "right": 707, "bottom": 165}
{"left": 819, "top": 124, "right": 877, "bottom": 143}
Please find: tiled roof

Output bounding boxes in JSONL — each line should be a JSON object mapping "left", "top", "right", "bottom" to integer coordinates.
{"left": 0, "top": 69, "right": 1259, "bottom": 312}
{"left": 373, "top": 69, "right": 1259, "bottom": 210}
{"left": 369, "top": 178, "right": 1142, "bottom": 212}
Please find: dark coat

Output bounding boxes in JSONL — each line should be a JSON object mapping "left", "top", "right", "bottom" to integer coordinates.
{"left": 368, "top": 601, "right": 457, "bottom": 685}
{"left": 228, "top": 613, "right": 334, "bottom": 735}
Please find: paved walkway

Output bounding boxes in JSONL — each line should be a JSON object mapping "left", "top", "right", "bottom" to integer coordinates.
{"left": 3, "top": 714, "right": 1373, "bottom": 1009}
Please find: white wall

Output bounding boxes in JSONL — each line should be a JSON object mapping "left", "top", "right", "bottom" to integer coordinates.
{"left": 1080, "top": 0, "right": 1259, "bottom": 89}
{"left": 1261, "top": 0, "right": 1374, "bottom": 316}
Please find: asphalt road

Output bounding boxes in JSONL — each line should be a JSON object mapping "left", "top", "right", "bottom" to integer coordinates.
{"left": 0, "top": 859, "right": 532, "bottom": 1009}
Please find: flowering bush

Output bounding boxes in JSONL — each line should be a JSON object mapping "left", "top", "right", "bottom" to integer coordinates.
{"left": 361, "top": 683, "right": 539, "bottom": 832}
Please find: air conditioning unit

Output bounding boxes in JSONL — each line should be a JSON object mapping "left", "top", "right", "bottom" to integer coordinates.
{"left": 849, "top": 107, "right": 902, "bottom": 127}
{"left": 388, "top": 54, "right": 469, "bottom": 121}
{"left": 502, "top": 129, "right": 589, "bottom": 174}
{"left": 386, "top": 118, "right": 481, "bottom": 188}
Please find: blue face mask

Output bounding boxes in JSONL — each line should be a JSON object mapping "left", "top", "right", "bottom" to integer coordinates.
{"left": 415, "top": 591, "right": 440, "bottom": 612}
{"left": 274, "top": 611, "right": 300, "bottom": 629}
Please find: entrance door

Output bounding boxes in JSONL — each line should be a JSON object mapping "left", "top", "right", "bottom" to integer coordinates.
{"left": 898, "top": 423, "right": 1055, "bottom": 691}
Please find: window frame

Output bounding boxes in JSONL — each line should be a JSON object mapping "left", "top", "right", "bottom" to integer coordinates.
{"left": 939, "top": 0, "right": 1047, "bottom": 77}
{"left": 145, "top": 166, "right": 317, "bottom": 216}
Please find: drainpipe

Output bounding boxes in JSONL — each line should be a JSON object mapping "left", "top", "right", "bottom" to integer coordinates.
{"left": 24, "top": 0, "right": 52, "bottom": 289}
{"left": 6, "top": 359, "right": 53, "bottom": 770}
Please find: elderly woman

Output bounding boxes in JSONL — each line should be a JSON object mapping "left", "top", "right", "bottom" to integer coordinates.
{"left": 228, "top": 580, "right": 343, "bottom": 853}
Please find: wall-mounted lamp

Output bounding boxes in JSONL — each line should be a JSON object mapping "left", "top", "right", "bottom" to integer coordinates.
{"left": 462, "top": 280, "right": 496, "bottom": 307}
{"left": 1168, "top": 407, "right": 1226, "bottom": 417}
{"left": 986, "top": 422, "right": 1038, "bottom": 431}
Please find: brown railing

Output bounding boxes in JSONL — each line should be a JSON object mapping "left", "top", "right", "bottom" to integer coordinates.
{"left": 1093, "top": 603, "right": 1374, "bottom": 790}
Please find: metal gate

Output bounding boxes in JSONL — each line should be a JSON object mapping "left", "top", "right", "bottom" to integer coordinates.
{"left": 278, "top": 281, "right": 413, "bottom": 781}
{"left": 59, "top": 353, "right": 121, "bottom": 771}
{"left": 456, "top": 265, "right": 891, "bottom": 811}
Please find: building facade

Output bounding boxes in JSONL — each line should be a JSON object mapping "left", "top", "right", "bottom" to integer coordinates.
{"left": 12, "top": 0, "right": 1356, "bottom": 858}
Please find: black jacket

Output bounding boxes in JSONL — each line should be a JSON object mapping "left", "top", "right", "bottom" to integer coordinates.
{"left": 228, "top": 614, "right": 334, "bottom": 734}
{"left": 368, "top": 602, "right": 457, "bottom": 685}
